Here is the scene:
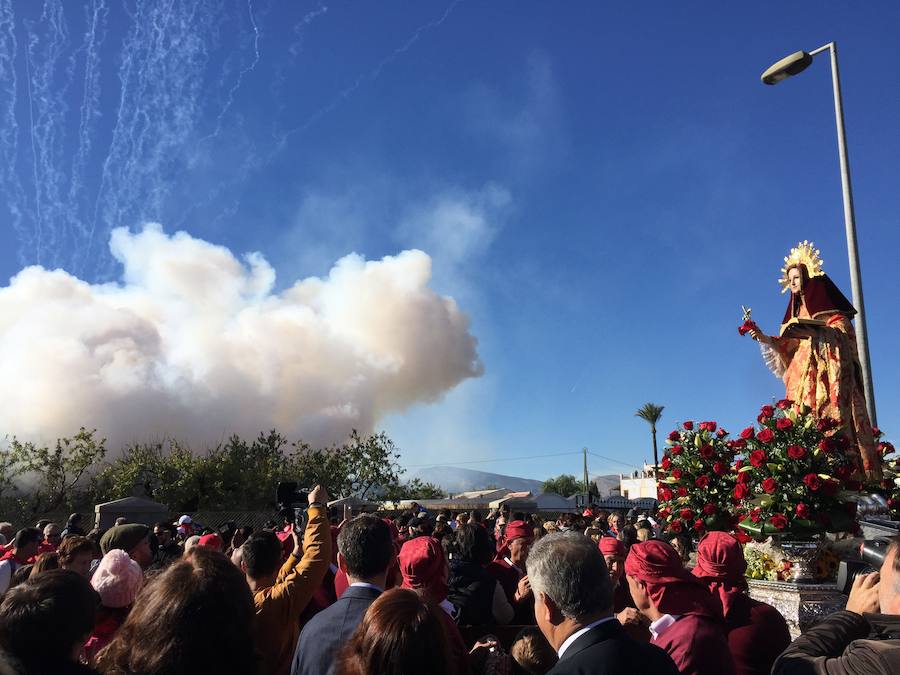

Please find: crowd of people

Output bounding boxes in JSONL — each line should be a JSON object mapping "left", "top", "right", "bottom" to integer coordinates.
{"left": 0, "top": 493, "right": 898, "bottom": 674}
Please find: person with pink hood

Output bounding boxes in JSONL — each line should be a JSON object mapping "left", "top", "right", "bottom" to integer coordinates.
{"left": 398, "top": 536, "right": 472, "bottom": 675}
{"left": 84, "top": 549, "right": 143, "bottom": 664}
{"left": 625, "top": 539, "right": 733, "bottom": 675}
{"left": 692, "top": 531, "right": 790, "bottom": 675}
{"left": 486, "top": 519, "right": 534, "bottom": 623}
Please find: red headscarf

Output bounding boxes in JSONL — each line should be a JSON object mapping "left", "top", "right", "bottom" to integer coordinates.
{"left": 599, "top": 537, "right": 626, "bottom": 558}
{"left": 691, "top": 531, "right": 748, "bottom": 619}
{"left": 399, "top": 537, "right": 447, "bottom": 602}
{"left": 495, "top": 520, "right": 533, "bottom": 560}
{"left": 625, "top": 540, "right": 718, "bottom": 618}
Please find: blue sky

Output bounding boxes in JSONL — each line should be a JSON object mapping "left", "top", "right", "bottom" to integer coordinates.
{"left": 1, "top": 1, "right": 898, "bottom": 482}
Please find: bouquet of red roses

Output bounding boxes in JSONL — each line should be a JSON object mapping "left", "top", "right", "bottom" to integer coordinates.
{"left": 734, "top": 400, "right": 859, "bottom": 536}
{"left": 656, "top": 420, "right": 738, "bottom": 536}
{"left": 874, "top": 427, "right": 899, "bottom": 518}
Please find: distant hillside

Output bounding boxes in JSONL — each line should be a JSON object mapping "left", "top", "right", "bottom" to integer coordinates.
{"left": 408, "top": 466, "right": 545, "bottom": 495}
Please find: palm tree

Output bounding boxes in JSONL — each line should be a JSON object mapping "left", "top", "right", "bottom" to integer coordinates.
{"left": 635, "top": 403, "right": 665, "bottom": 476}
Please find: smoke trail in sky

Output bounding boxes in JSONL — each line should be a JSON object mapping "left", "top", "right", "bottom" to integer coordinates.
{"left": 0, "top": 225, "right": 483, "bottom": 453}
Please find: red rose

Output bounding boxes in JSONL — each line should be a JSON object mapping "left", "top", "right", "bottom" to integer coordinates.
{"left": 677, "top": 487, "right": 688, "bottom": 497}
{"left": 787, "top": 445, "right": 807, "bottom": 460}
{"left": 670, "top": 520, "right": 683, "bottom": 533}
{"left": 699, "top": 444, "right": 715, "bottom": 459}
{"left": 713, "top": 461, "right": 727, "bottom": 475}
{"left": 671, "top": 468, "right": 683, "bottom": 480}
{"left": 795, "top": 503, "right": 811, "bottom": 519}
{"left": 716, "top": 428, "right": 727, "bottom": 438}
{"left": 803, "top": 473, "right": 821, "bottom": 491}
{"left": 703, "top": 421, "right": 717, "bottom": 432}
{"left": 680, "top": 508, "right": 694, "bottom": 521}
{"left": 727, "top": 439, "right": 746, "bottom": 451}
{"left": 749, "top": 507, "right": 762, "bottom": 523}
{"left": 734, "top": 459, "right": 744, "bottom": 470}
{"left": 693, "top": 519, "right": 705, "bottom": 532}
{"left": 760, "top": 405, "right": 775, "bottom": 418}
{"left": 740, "top": 427, "right": 755, "bottom": 440}
{"left": 736, "top": 470, "right": 751, "bottom": 484}
{"left": 671, "top": 444, "right": 684, "bottom": 456}
{"left": 733, "top": 484, "right": 750, "bottom": 499}
{"left": 695, "top": 475, "right": 710, "bottom": 488}
{"left": 683, "top": 421, "right": 694, "bottom": 431}
{"left": 749, "top": 450, "right": 768, "bottom": 467}
{"left": 776, "top": 399, "right": 793, "bottom": 410}
{"left": 757, "top": 428, "right": 775, "bottom": 444}
{"left": 835, "top": 464, "right": 852, "bottom": 480}
{"left": 879, "top": 442, "right": 895, "bottom": 455}
{"left": 661, "top": 456, "right": 672, "bottom": 470}
{"left": 657, "top": 508, "right": 671, "bottom": 519}
{"left": 659, "top": 487, "right": 673, "bottom": 501}
{"left": 818, "top": 438, "right": 835, "bottom": 454}
{"left": 703, "top": 504, "right": 717, "bottom": 515}
{"left": 769, "top": 513, "right": 788, "bottom": 530}
{"left": 762, "top": 477, "right": 778, "bottom": 494}
{"left": 822, "top": 480, "right": 839, "bottom": 497}
{"left": 776, "top": 417, "right": 794, "bottom": 431}
{"left": 668, "top": 430, "right": 681, "bottom": 442}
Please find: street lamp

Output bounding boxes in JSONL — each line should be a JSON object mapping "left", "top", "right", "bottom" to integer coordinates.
{"left": 761, "top": 42, "right": 877, "bottom": 427}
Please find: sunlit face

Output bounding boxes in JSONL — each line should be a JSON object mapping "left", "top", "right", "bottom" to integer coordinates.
{"left": 604, "top": 555, "right": 624, "bottom": 582}
{"left": 509, "top": 537, "right": 533, "bottom": 567}
{"left": 788, "top": 267, "right": 804, "bottom": 294}
{"left": 44, "top": 525, "right": 61, "bottom": 545}
{"left": 626, "top": 575, "right": 652, "bottom": 613}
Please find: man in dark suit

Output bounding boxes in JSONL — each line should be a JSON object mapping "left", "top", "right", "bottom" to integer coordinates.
{"left": 527, "top": 531, "right": 679, "bottom": 675}
{"left": 290, "top": 515, "right": 395, "bottom": 675}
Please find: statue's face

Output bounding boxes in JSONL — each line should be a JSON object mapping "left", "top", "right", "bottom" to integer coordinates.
{"left": 788, "top": 267, "right": 804, "bottom": 294}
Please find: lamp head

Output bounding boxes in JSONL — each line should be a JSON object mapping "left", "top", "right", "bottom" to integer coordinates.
{"left": 761, "top": 50, "right": 814, "bottom": 85}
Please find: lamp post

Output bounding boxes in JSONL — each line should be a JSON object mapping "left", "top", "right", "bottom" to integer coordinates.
{"left": 761, "top": 42, "right": 877, "bottom": 427}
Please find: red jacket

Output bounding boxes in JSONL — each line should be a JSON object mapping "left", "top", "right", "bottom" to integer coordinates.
{"left": 653, "top": 614, "right": 735, "bottom": 675}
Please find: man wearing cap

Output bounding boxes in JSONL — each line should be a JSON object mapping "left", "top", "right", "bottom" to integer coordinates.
{"left": 599, "top": 537, "right": 650, "bottom": 641}
{"left": 176, "top": 514, "right": 194, "bottom": 539}
{"left": 399, "top": 536, "right": 471, "bottom": 675}
{"left": 100, "top": 523, "right": 154, "bottom": 570}
{"left": 625, "top": 539, "right": 734, "bottom": 675}
{"left": 692, "top": 532, "right": 790, "bottom": 675}
{"left": 487, "top": 519, "right": 535, "bottom": 623}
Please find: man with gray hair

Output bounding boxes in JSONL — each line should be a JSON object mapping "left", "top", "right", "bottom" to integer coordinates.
{"left": 527, "top": 531, "right": 677, "bottom": 675}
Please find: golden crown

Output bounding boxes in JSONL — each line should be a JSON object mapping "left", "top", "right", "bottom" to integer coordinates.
{"left": 780, "top": 240, "right": 824, "bottom": 293}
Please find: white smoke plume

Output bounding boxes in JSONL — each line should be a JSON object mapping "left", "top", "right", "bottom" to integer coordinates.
{"left": 0, "top": 225, "right": 483, "bottom": 453}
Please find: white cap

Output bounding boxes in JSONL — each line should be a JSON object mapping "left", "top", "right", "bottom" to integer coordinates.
{"left": 178, "top": 515, "right": 192, "bottom": 525}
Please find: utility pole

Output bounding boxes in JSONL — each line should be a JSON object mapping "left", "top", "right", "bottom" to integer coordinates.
{"left": 583, "top": 447, "right": 590, "bottom": 497}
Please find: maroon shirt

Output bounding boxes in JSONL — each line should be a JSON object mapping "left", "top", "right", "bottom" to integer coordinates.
{"left": 722, "top": 593, "right": 791, "bottom": 675}
{"left": 486, "top": 558, "right": 534, "bottom": 624}
{"left": 652, "top": 613, "right": 735, "bottom": 675}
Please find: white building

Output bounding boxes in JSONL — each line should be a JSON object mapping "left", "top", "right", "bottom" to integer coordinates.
{"left": 619, "top": 464, "right": 657, "bottom": 500}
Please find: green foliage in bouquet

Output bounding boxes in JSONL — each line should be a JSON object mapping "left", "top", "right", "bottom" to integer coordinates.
{"left": 734, "top": 400, "right": 859, "bottom": 537}
{"left": 656, "top": 420, "right": 738, "bottom": 536}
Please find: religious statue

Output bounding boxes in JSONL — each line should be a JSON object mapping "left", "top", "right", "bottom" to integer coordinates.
{"left": 742, "top": 241, "right": 879, "bottom": 479}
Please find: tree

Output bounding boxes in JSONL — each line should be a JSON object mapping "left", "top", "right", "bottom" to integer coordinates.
{"left": 542, "top": 474, "right": 582, "bottom": 497}
{"left": 6, "top": 428, "right": 106, "bottom": 517}
{"left": 635, "top": 402, "right": 665, "bottom": 476}
{"left": 382, "top": 478, "right": 446, "bottom": 501}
